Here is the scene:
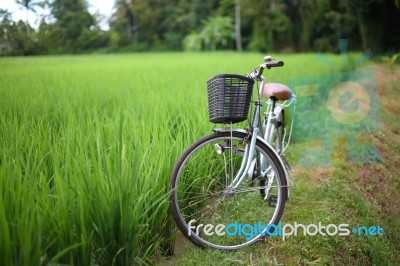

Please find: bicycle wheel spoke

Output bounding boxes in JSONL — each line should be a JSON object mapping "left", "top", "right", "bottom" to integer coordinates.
{"left": 170, "top": 132, "right": 288, "bottom": 250}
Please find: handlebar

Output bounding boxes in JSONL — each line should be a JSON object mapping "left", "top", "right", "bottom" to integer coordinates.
{"left": 256, "top": 60, "right": 284, "bottom": 78}
{"left": 250, "top": 55, "right": 284, "bottom": 79}
{"left": 266, "top": 60, "right": 284, "bottom": 68}
{"left": 244, "top": 55, "right": 285, "bottom": 100}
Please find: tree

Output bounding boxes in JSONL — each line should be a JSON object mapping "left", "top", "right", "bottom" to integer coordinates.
{"left": 111, "top": 0, "right": 136, "bottom": 44}
{"left": 2, "top": 0, "right": 399, "bottom": 55}
{"left": 0, "top": 9, "right": 40, "bottom": 55}
{"left": 282, "top": 0, "right": 330, "bottom": 51}
{"left": 183, "top": 16, "right": 234, "bottom": 51}
{"left": 235, "top": 1, "right": 242, "bottom": 52}
{"left": 15, "top": 0, "right": 37, "bottom": 36}
{"left": 312, "top": 1, "right": 360, "bottom": 52}
{"left": 49, "top": 0, "right": 95, "bottom": 53}
{"left": 0, "top": 9, "right": 13, "bottom": 55}
{"left": 240, "top": 0, "right": 290, "bottom": 52}
{"left": 346, "top": 0, "right": 400, "bottom": 53}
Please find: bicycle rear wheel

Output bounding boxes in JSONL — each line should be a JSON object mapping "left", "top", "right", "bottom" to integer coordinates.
{"left": 170, "top": 131, "right": 287, "bottom": 250}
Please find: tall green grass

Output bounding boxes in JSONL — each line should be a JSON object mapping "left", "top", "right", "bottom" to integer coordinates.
{"left": 0, "top": 52, "right": 353, "bottom": 264}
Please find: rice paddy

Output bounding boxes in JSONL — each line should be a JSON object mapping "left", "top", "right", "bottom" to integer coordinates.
{"left": 3, "top": 52, "right": 392, "bottom": 265}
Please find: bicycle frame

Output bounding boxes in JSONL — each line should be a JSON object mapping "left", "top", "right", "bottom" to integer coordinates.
{"left": 213, "top": 75, "right": 290, "bottom": 193}
{"left": 264, "top": 94, "right": 297, "bottom": 155}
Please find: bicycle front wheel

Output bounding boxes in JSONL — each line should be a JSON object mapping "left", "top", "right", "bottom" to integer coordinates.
{"left": 170, "top": 131, "right": 287, "bottom": 250}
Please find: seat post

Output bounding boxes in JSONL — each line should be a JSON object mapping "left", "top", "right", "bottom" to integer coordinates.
{"left": 271, "top": 97, "right": 277, "bottom": 111}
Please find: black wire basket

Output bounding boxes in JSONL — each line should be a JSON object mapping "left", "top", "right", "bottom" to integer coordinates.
{"left": 207, "top": 74, "right": 254, "bottom": 124}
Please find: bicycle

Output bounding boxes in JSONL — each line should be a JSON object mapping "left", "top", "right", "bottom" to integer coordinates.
{"left": 169, "top": 56, "right": 297, "bottom": 251}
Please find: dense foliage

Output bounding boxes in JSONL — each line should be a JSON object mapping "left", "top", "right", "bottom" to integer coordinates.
{"left": 0, "top": 0, "right": 399, "bottom": 55}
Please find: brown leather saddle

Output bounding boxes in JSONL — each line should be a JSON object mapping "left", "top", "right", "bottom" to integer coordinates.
{"left": 262, "top": 83, "right": 292, "bottom": 100}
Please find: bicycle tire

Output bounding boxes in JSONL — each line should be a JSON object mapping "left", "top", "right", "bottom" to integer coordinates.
{"left": 169, "top": 131, "right": 287, "bottom": 250}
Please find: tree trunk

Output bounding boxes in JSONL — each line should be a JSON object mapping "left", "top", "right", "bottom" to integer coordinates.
{"left": 127, "top": 22, "right": 133, "bottom": 41}
{"left": 235, "top": 3, "right": 242, "bottom": 52}
{"left": 358, "top": 13, "right": 384, "bottom": 53}
{"left": 26, "top": 8, "right": 31, "bottom": 36}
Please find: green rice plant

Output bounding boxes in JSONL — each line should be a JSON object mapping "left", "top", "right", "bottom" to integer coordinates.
{"left": 0, "top": 52, "right": 360, "bottom": 264}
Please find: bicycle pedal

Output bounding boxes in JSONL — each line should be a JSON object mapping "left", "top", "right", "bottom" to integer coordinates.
{"left": 267, "top": 195, "right": 278, "bottom": 207}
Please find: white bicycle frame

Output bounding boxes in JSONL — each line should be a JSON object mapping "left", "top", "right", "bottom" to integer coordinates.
{"left": 213, "top": 69, "right": 296, "bottom": 199}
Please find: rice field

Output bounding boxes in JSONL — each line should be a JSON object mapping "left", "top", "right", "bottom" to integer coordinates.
{"left": 0, "top": 52, "right": 364, "bottom": 265}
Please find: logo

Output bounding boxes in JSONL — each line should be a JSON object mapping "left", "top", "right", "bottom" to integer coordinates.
{"left": 286, "top": 39, "right": 381, "bottom": 167}
{"left": 327, "top": 81, "right": 371, "bottom": 125}
{"left": 188, "top": 219, "right": 383, "bottom": 241}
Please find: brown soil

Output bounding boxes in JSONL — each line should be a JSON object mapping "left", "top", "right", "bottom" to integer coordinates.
{"left": 350, "top": 65, "right": 400, "bottom": 217}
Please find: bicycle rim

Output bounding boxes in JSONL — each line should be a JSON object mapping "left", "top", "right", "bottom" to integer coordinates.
{"left": 170, "top": 131, "right": 287, "bottom": 250}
